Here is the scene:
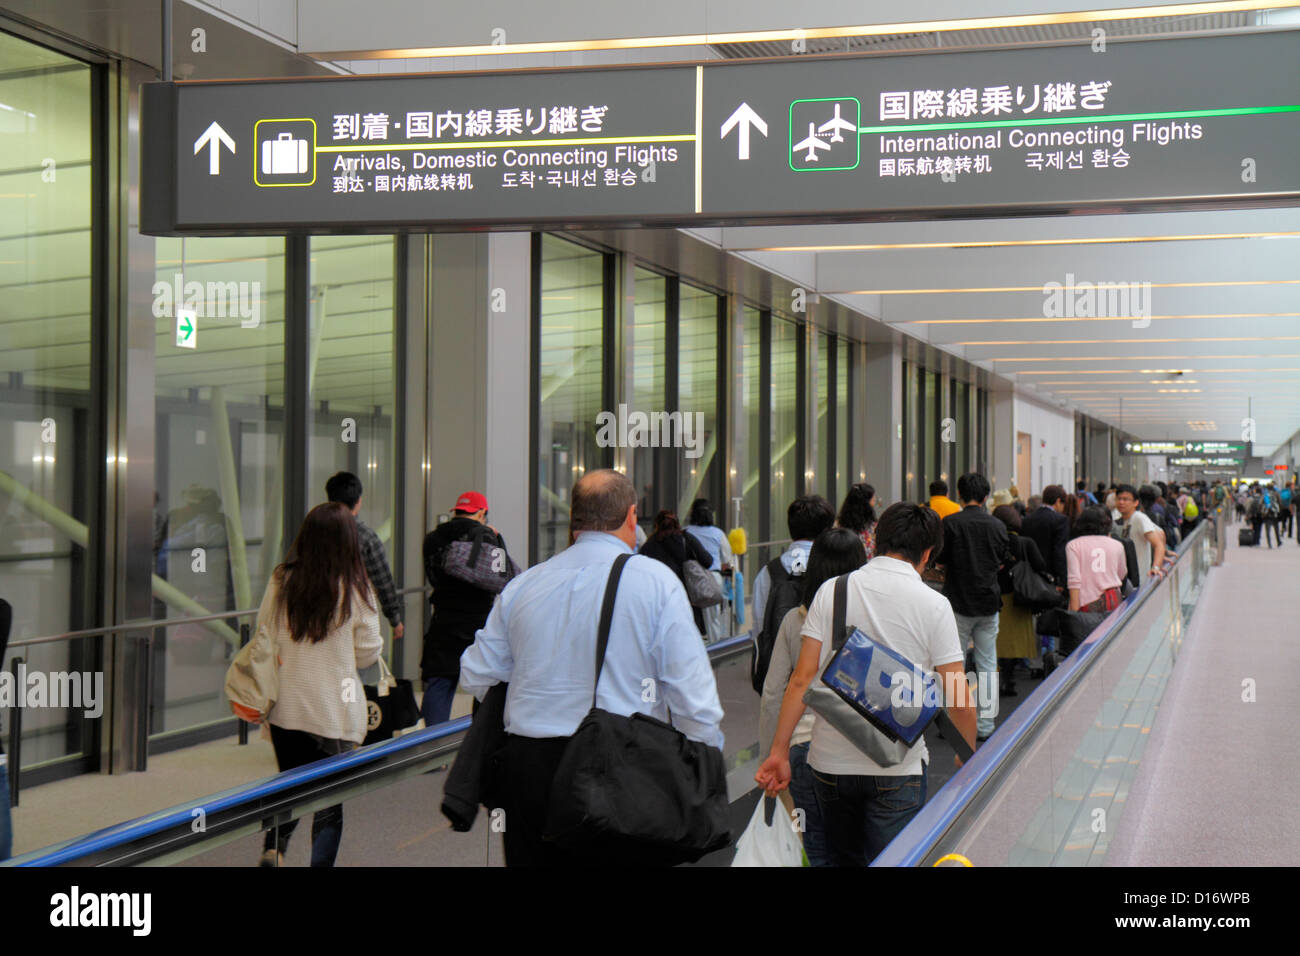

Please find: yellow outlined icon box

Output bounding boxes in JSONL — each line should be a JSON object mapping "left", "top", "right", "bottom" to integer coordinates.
{"left": 254, "top": 118, "right": 316, "bottom": 187}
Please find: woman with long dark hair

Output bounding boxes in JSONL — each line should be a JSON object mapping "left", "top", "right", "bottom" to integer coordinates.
{"left": 258, "top": 501, "right": 383, "bottom": 867}
{"left": 758, "top": 527, "right": 866, "bottom": 867}
{"left": 640, "top": 509, "right": 714, "bottom": 634}
{"left": 1061, "top": 489, "right": 1081, "bottom": 529}
{"left": 836, "top": 483, "right": 880, "bottom": 560}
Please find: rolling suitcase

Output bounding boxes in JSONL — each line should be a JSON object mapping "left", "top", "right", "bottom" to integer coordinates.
{"left": 1238, "top": 528, "right": 1255, "bottom": 547}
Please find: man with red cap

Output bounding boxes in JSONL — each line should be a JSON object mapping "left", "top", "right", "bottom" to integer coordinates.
{"left": 420, "top": 491, "right": 513, "bottom": 727}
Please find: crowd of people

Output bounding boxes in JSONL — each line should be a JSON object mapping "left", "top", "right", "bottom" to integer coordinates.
{"left": 241, "top": 463, "right": 1292, "bottom": 869}
{"left": 1234, "top": 480, "right": 1296, "bottom": 548}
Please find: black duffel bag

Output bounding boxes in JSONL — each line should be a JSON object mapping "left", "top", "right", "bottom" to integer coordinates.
{"left": 362, "top": 658, "right": 421, "bottom": 746}
{"left": 542, "top": 554, "right": 730, "bottom": 866}
{"left": 1011, "top": 560, "right": 1064, "bottom": 612}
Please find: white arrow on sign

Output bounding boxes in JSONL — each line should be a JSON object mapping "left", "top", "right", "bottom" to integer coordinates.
{"left": 720, "top": 103, "right": 768, "bottom": 160}
{"left": 194, "top": 121, "right": 236, "bottom": 175}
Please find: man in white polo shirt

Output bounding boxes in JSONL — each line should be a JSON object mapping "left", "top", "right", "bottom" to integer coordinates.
{"left": 1112, "top": 483, "right": 1166, "bottom": 580}
{"left": 756, "top": 502, "right": 978, "bottom": 866}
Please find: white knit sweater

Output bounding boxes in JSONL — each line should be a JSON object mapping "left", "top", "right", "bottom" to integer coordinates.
{"left": 258, "top": 574, "right": 384, "bottom": 744}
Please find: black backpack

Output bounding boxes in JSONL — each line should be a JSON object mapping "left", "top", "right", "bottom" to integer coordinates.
{"left": 750, "top": 557, "right": 804, "bottom": 694}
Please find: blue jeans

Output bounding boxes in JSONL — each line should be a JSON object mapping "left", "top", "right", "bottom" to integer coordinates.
{"left": 264, "top": 726, "right": 351, "bottom": 867}
{"left": 812, "top": 766, "right": 927, "bottom": 866}
{"left": 788, "top": 742, "right": 829, "bottom": 867}
{"left": 421, "top": 676, "right": 457, "bottom": 727}
{"left": 0, "top": 761, "right": 11, "bottom": 861}
{"left": 955, "top": 611, "right": 999, "bottom": 737}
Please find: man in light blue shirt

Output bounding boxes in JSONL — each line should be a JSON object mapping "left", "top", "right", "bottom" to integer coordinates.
{"left": 460, "top": 469, "right": 724, "bottom": 866}
{"left": 750, "top": 495, "right": 836, "bottom": 632}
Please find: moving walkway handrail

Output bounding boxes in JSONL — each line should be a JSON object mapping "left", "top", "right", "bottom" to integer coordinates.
{"left": 4, "top": 585, "right": 432, "bottom": 650}
{"left": 872, "top": 517, "right": 1212, "bottom": 867}
{"left": 6, "top": 633, "right": 753, "bottom": 866}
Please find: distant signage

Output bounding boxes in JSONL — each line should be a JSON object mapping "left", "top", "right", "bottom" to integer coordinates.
{"left": 1124, "top": 440, "right": 1249, "bottom": 456}
{"left": 1185, "top": 441, "right": 1247, "bottom": 455}
{"left": 176, "top": 307, "right": 196, "bottom": 349}
{"left": 1169, "top": 456, "right": 1243, "bottom": 467}
{"left": 1125, "top": 441, "right": 1186, "bottom": 455}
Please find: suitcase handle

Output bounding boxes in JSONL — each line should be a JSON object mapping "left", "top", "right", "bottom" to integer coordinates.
{"left": 277, "top": 132, "right": 294, "bottom": 141}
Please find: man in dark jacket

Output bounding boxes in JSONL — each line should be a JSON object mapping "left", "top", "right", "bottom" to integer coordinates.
{"left": 1022, "top": 483, "right": 1070, "bottom": 585}
{"left": 938, "top": 473, "right": 1012, "bottom": 743}
{"left": 421, "top": 491, "right": 512, "bottom": 727}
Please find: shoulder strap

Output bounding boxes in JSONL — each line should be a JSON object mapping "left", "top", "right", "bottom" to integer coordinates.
{"left": 592, "top": 553, "right": 632, "bottom": 709}
{"left": 464, "top": 523, "right": 493, "bottom": 567}
{"left": 832, "top": 572, "right": 850, "bottom": 652}
{"left": 767, "top": 556, "right": 789, "bottom": 582}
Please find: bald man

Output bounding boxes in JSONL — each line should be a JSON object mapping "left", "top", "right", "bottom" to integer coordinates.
{"left": 460, "top": 469, "right": 724, "bottom": 866}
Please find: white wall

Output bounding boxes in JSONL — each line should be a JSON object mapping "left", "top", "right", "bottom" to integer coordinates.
{"left": 1012, "top": 394, "right": 1074, "bottom": 496}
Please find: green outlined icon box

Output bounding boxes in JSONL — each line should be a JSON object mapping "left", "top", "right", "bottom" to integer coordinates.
{"left": 253, "top": 118, "right": 316, "bottom": 186}
{"left": 789, "top": 97, "right": 860, "bottom": 171}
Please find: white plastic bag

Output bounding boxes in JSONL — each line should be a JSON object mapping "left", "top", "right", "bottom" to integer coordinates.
{"left": 731, "top": 794, "right": 805, "bottom": 867}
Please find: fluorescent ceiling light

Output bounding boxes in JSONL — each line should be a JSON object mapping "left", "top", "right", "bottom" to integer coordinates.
{"left": 839, "top": 280, "right": 1300, "bottom": 294}
{"left": 751, "top": 232, "right": 1300, "bottom": 252}
{"left": 310, "top": 1, "right": 1300, "bottom": 59}
{"left": 908, "top": 313, "right": 1300, "bottom": 324}
{"left": 958, "top": 336, "right": 1300, "bottom": 345}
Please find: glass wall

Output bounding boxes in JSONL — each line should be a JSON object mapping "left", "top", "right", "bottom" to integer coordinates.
{"left": 923, "top": 368, "right": 939, "bottom": 497}
{"left": 151, "top": 236, "right": 285, "bottom": 738}
{"left": 836, "top": 338, "right": 851, "bottom": 491}
{"left": 814, "top": 332, "right": 831, "bottom": 503}
{"left": 770, "top": 317, "right": 799, "bottom": 535}
{"left": 0, "top": 32, "right": 94, "bottom": 766}
{"left": 738, "top": 307, "right": 763, "bottom": 551}
{"left": 955, "top": 379, "right": 972, "bottom": 479}
{"left": 305, "top": 236, "right": 396, "bottom": 557}
{"left": 629, "top": 267, "right": 666, "bottom": 531}
{"left": 902, "top": 361, "right": 919, "bottom": 502}
{"left": 535, "top": 236, "right": 606, "bottom": 561}
{"left": 677, "top": 283, "right": 720, "bottom": 518}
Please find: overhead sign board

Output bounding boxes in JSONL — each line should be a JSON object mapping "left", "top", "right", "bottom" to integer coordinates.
{"left": 1184, "top": 441, "right": 1247, "bottom": 455}
{"left": 142, "top": 30, "right": 1300, "bottom": 234}
{"left": 1123, "top": 440, "right": 1249, "bottom": 456}
{"left": 1124, "top": 441, "right": 1186, "bottom": 455}
{"left": 1168, "top": 457, "right": 1244, "bottom": 467}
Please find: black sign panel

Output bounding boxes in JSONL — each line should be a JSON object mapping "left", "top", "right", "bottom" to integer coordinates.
{"left": 144, "top": 67, "right": 697, "bottom": 233}
{"left": 142, "top": 30, "right": 1300, "bottom": 234}
{"left": 1168, "top": 457, "right": 1244, "bottom": 467}
{"left": 1123, "top": 440, "right": 1249, "bottom": 455}
{"left": 700, "top": 30, "right": 1300, "bottom": 219}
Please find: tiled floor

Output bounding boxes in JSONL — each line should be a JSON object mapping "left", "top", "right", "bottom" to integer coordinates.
{"left": 1107, "top": 528, "right": 1300, "bottom": 865}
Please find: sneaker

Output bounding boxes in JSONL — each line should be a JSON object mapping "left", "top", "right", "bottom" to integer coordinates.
{"left": 259, "top": 849, "right": 283, "bottom": 868}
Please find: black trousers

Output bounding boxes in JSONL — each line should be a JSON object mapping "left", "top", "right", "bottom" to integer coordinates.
{"left": 263, "top": 725, "right": 352, "bottom": 866}
{"left": 496, "top": 734, "right": 580, "bottom": 867}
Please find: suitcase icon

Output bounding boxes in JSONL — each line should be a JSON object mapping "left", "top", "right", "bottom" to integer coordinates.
{"left": 261, "top": 132, "right": 308, "bottom": 175}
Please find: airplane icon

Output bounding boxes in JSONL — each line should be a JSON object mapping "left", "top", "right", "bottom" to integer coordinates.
{"left": 793, "top": 122, "right": 832, "bottom": 162}
{"left": 817, "top": 103, "right": 856, "bottom": 143}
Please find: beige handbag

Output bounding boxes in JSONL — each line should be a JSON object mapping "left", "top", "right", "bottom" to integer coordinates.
{"left": 225, "top": 621, "right": 279, "bottom": 724}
